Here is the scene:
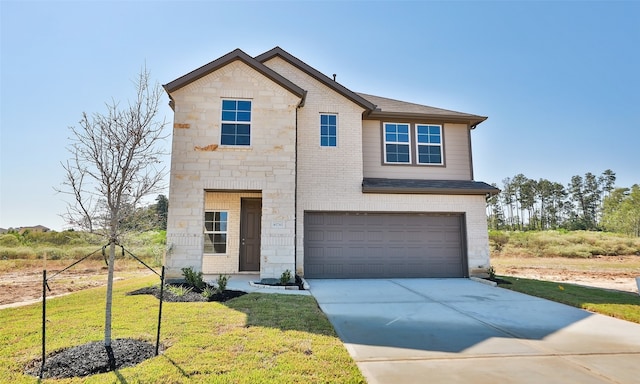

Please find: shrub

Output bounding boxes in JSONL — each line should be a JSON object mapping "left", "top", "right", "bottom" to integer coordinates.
{"left": 38, "top": 247, "right": 67, "bottom": 260}
{"left": 488, "top": 265, "right": 496, "bottom": 280}
{"left": 0, "top": 246, "right": 36, "bottom": 259}
{"left": 280, "top": 269, "right": 292, "bottom": 285}
{"left": 216, "top": 274, "right": 230, "bottom": 293}
{"left": 165, "top": 284, "right": 192, "bottom": 297}
{"left": 549, "top": 244, "right": 592, "bottom": 258}
{"left": 202, "top": 286, "right": 217, "bottom": 300}
{"left": 0, "top": 234, "right": 20, "bottom": 247}
{"left": 488, "top": 230, "right": 509, "bottom": 252}
{"left": 181, "top": 267, "right": 205, "bottom": 291}
{"left": 67, "top": 246, "right": 105, "bottom": 259}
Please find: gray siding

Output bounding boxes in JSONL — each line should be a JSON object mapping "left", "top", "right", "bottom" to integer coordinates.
{"left": 362, "top": 120, "right": 472, "bottom": 180}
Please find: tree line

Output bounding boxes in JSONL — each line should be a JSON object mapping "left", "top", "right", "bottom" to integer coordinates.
{"left": 487, "top": 169, "right": 640, "bottom": 236}
{"left": 118, "top": 194, "right": 168, "bottom": 232}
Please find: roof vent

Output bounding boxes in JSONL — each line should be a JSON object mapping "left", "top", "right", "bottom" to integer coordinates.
{"left": 333, "top": 74, "right": 337, "bottom": 81}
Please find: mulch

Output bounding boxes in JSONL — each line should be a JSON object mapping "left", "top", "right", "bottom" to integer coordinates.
{"left": 25, "top": 339, "right": 157, "bottom": 379}
{"left": 25, "top": 284, "right": 247, "bottom": 379}
{"left": 127, "top": 285, "right": 247, "bottom": 302}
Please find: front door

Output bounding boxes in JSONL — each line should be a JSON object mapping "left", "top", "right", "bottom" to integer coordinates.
{"left": 240, "top": 199, "right": 261, "bottom": 271}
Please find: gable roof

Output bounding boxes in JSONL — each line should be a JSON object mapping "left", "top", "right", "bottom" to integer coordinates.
{"left": 163, "top": 47, "right": 486, "bottom": 127}
{"left": 255, "top": 47, "right": 377, "bottom": 112}
{"left": 163, "top": 48, "right": 306, "bottom": 106}
{"left": 358, "top": 93, "right": 487, "bottom": 128}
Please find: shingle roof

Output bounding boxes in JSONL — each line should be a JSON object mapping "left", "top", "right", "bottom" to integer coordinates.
{"left": 358, "top": 93, "right": 487, "bottom": 128}
{"left": 362, "top": 178, "right": 500, "bottom": 195}
{"left": 255, "top": 47, "right": 376, "bottom": 111}
{"left": 163, "top": 47, "right": 487, "bottom": 127}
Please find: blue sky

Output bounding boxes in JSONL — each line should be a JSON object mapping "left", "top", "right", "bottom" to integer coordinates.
{"left": 1, "top": 0, "right": 638, "bottom": 231}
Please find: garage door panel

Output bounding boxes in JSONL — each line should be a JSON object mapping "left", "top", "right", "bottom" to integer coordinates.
{"left": 367, "top": 230, "right": 385, "bottom": 241}
{"left": 346, "top": 230, "right": 366, "bottom": 242}
{"left": 366, "top": 246, "right": 386, "bottom": 259}
{"left": 405, "top": 230, "right": 427, "bottom": 242}
{"left": 307, "top": 229, "right": 325, "bottom": 241}
{"left": 325, "top": 230, "right": 343, "bottom": 241}
{"left": 304, "top": 212, "right": 466, "bottom": 278}
{"left": 306, "top": 246, "right": 324, "bottom": 257}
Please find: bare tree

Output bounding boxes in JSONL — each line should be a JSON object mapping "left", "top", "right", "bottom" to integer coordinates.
{"left": 57, "top": 68, "right": 168, "bottom": 364}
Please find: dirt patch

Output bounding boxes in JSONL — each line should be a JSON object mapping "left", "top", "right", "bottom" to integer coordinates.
{"left": 0, "top": 260, "right": 154, "bottom": 308}
{"left": 492, "top": 255, "right": 640, "bottom": 293}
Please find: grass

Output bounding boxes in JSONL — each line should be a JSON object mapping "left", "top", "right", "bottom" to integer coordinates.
{"left": 497, "top": 275, "right": 640, "bottom": 324}
{"left": 0, "top": 230, "right": 166, "bottom": 263}
{"left": 489, "top": 230, "right": 640, "bottom": 258}
{"left": 0, "top": 277, "right": 364, "bottom": 383}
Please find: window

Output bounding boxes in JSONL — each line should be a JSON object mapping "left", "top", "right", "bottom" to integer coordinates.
{"left": 416, "top": 124, "right": 443, "bottom": 164}
{"left": 204, "top": 211, "right": 228, "bottom": 253}
{"left": 320, "top": 114, "right": 337, "bottom": 147}
{"left": 384, "top": 123, "right": 411, "bottom": 163}
{"left": 221, "top": 99, "right": 251, "bottom": 146}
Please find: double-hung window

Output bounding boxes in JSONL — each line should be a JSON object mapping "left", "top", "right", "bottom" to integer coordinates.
{"left": 320, "top": 114, "right": 337, "bottom": 147}
{"left": 204, "top": 211, "right": 228, "bottom": 254}
{"left": 384, "top": 123, "right": 411, "bottom": 163}
{"left": 221, "top": 99, "right": 251, "bottom": 146}
{"left": 416, "top": 124, "right": 443, "bottom": 165}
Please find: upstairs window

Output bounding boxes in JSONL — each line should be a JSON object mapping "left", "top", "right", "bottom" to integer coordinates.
{"left": 416, "top": 124, "right": 443, "bottom": 164}
{"left": 384, "top": 123, "right": 411, "bottom": 163}
{"left": 320, "top": 114, "right": 337, "bottom": 147}
{"left": 204, "top": 211, "right": 228, "bottom": 253}
{"left": 221, "top": 99, "right": 251, "bottom": 146}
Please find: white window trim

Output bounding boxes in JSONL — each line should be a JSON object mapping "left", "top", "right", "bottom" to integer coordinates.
{"left": 220, "top": 99, "right": 252, "bottom": 147}
{"left": 204, "top": 211, "right": 228, "bottom": 254}
{"left": 383, "top": 122, "right": 412, "bottom": 164}
{"left": 320, "top": 113, "right": 338, "bottom": 147}
{"left": 415, "top": 124, "right": 444, "bottom": 165}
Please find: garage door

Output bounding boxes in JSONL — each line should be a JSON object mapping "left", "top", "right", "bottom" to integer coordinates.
{"left": 304, "top": 212, "right": 466, "bottom": 278}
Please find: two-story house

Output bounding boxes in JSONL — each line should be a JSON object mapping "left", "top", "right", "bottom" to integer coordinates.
{"left": 163, "top": 47, "right": 498, "bottom": 281}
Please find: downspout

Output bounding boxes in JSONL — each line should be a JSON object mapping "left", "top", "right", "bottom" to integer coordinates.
{"left": 294, "top": 92, "right": 305, "bottom": 277}
{"left": 467, "top": 123, "right": 474, "bottom": 180}
{"left": 294, "top": 106, "right": 298, "bottom": 276}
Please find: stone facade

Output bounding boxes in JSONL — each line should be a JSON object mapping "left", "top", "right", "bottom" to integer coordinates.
{"left": 165, "top": 60, "right": 301, "bottom": 279}
{"left": 164, "top": 47, "right": 494, "bottom": 280}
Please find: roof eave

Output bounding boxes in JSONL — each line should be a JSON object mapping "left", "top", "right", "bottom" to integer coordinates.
{"left": 256, "top": 47, "right": 376, "bottom": 112}
{"left": 163, "top": 48, "right": 306, "bottom": 102}
{"left": 362, "top": 186, "right": 499, "bottom": 195}
{"left": 366, "top": 110, "right": 487, "bottom": 127}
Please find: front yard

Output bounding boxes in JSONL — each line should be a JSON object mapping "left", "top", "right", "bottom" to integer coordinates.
{"left": 497, "top": 275, "right": 640, "bottom": 324}
{"left": 0, "top": 276, "right": 364, "bottom": 383}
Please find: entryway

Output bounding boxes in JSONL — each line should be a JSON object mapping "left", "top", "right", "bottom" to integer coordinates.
{"left": 239, "top": 198, "right": 261, "bottom": 271}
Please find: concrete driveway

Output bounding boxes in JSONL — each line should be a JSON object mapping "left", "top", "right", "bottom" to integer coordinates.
{"left": 308, "top": 278, "right": 640, "bottom": 384}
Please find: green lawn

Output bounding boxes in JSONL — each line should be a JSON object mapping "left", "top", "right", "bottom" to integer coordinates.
{"left": 0, "top": 277, "right": 364, "bottom": 383}
{"left": 497, "top": 275, "right": 640, "bottom": 324}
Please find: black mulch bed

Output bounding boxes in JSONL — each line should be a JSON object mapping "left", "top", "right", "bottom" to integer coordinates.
{"left": 257, "top": 275, "right": 306, "bottom": 290}
{"left": 127, "top": 284, "right": 247, "bottom": 302}
{"left": 486, "top": 277, "right": 512, "bottom": 285}
{"left": 25, "top": 338, "right": 157, "bottom": 379}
